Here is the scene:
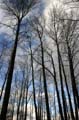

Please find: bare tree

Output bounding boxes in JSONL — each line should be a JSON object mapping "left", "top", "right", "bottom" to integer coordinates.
{"left": 61, "top": 17, "right": 79, "bottom": 119}
{"left": 30, "top": 16, "right": 51, "bottom": 120}
{"left": 48, "top": 7, "right": 68, "bottom": 120}
{"left": 0, "top": 0, "right": 38, "bottom": 119}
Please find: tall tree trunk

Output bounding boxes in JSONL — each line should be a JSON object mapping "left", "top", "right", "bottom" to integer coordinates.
{"left": 56, "top": 41, "right": 67, "bottom": 120}
{"left": 60, "top": 54, "right": 75, "bottom": 120}
{"left": 40, "top": 39, "right": 51, "bottom": 120}
{"left": 0, "top": 18, "right": 21, "bottom": 120}
{"left": 50, "top": 52, "right": 64, "bottom": 120}
{"left": 66, "top": 40, "right": 79, "bottom": 120}
{"left": 31, "top": 48, "right": 38, "bottom": 120}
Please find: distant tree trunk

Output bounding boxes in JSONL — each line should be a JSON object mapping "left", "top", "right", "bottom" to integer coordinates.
{"left": 0, "top": 18, "right": 21, "bottom": 120}
{"left": 30, "top": 47, "right": 38, "bottom": 120}
{"left": 54, "top": 89, "right": 56, "bottom": 120}
{"left": 12, "top": 91, "right": 17, "bottom": 120}
{"left": 0, "top": 72, "right": 7, "bottom": 101}
{"left": 56, "top": 39, "right": 67, "bottom": 120}
{"left": 49, "top": 52, "right": 64, "bottom": 120}
{"left": 20, "top": 83, "right": 25, "bottom": 120}
{"left": 60, "top": 54, "right": 75, "bottom": 120}
{"left": 40, "top": 39, "right": 51, "bottom": 120}
{"left": 30, "top": 104, "right": 32, "bottom": 120}
{"left": 66, "top": 40, "right": 79, "bottom": 120}
{"left": 37, "top": 79, "right": 43, "bottom": 120}
{"left": 24, "top": 91, "right": 28, "bottom": 120}
{"left": 39, "top": 74, "right": 43, "bottom": 120}
{"left": 43, "top": 111, "right": 46, "bottom": 120}
{"left": 17, "top": 78, "right": 24, "bottom": 120}
{"left": 24, "top": 80, "right": 29, "bottom": 120}
{"left": 38, "top": 104, "right": 41, "bottom": 120}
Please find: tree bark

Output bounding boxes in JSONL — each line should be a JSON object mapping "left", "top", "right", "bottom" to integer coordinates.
{"left": 0, "top": 18, "right": 21, "bottom": 120}
{"left": 17, "top": 79, "right": 24, "bottom": 120}
{"left": 60, "top": 54, "right": 75, "bottom": 120}
{"left": 66, "top": 40, "right": 79, "bottom": 120}
{"left": 50, "top": 53, "right": 64, "bottom": 120}
{"left": 40, "top": 39, "right": 51, "bottom": 120}
{"left": 56, "top": 41, "right": 67, "bottom": 120}
{"left": 31, "top": 48, "right": 38, "bottom": 120}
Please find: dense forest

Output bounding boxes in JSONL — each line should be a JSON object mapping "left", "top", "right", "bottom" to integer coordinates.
{"left": 0, "top": 0, "right": 79, "bottom": 120}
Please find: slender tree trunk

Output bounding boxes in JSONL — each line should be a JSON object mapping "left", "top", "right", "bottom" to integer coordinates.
{"left": 40, "top": 39, "right": 51, "bottom": 120}
{"left": 31, "top": 48, "right": 38, "bottom": 120}
{"left": 0, "top": 72, "right": 7, "bottom": 101}
{"left": 24, "top": 83, "right": 28, "bottom": 120}
{"left": 40, "top": 74, "right": 43, "bottom": 120}
{"left": 53, "top": 19, "right": 67, "bottom": 119}
{"left": 30, "top": 104, "right": 31, "bottom": 120}
{"left": 20, "top": 84, "right": 25, "bottom": 120}
{"left": 50, "top": 53, "right": 64, "bottom": 120}
{"left": 0, "top": 18, "right": 21, "bottom": 120}
{"left": 24, "top": 94, "right": 27, "bottom": 120}
{"left": 12, "top": 91, "right": 17, "bottom": 120}
{"left": 17, "top": 79, "right": 24, "bottom": 120}
{"left": 60, "top": 54, "right": 75, "bottom": 120}
{"left": 66, "top": 40, "right": 79, "bottom": 120}
{"left": 56, "top": 41, "right": 67, "bottom": 120}
{"left": 54, "top": 89, "right": 56, "bottom": 120}
{"left": 37, "top": 93, "right": 42, "bottom": 120}
{"left": 37, "top": 76, "right": 42, "bottom": 120}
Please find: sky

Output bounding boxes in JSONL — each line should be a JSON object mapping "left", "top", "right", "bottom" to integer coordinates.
{"left": 0, "top": 0, "right": 64, "bottom": 33}
{"left": 0, "top": 0, "right": 47, "bottom": 34}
